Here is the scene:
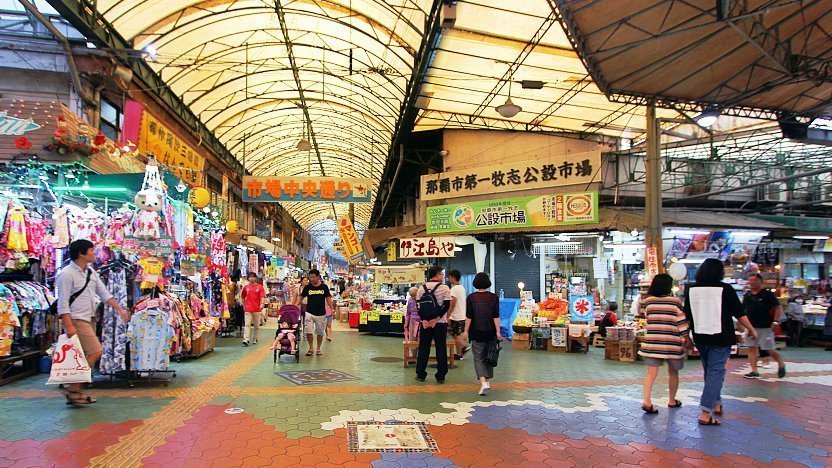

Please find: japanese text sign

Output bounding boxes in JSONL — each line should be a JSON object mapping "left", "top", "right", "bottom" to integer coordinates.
{"left": 420, "top": 151, "right": 600, "bottom": 201}
{"left": 242, "top": 176, "right": 372, "bottom": 203}
{"left": 398, "top": 237, "right": 456, "bottom": 258}
{"left": 387, "top": 241, "right": 397, "bottom": 262}
{"left": 373, "top": 267, "right": 425, "bottom": 284}
{"left": 337, "top": 217, "right": 364, "bottom": 264}
{"left": 122, "top": 236, "right": 174, "bottom": 258}
{"left": 426, "top": 191, "right": 598, "bottom": 234}
{"left": 127, "top": 104, "right": 205, "bottom": 185}
{"left": 569, "top": 295, "right": 594, "bottom": 322}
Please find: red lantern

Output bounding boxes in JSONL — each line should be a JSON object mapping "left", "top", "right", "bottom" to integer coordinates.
{"left": 14, "top": 137, "right": 32, "bottom": 150}
{"left": 94, "top": 131, "right": 107, "bottom": 146}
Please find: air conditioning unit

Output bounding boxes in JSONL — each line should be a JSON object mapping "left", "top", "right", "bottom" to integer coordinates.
{"left": 757, "top": 184, "right": 786, "bottom": 202}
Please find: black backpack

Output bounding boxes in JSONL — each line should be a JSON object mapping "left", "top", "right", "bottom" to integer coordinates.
{"left": 417, "top": 283, "right": 448, "bottom": 321}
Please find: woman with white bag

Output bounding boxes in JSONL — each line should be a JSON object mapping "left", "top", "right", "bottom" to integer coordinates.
{"left": 53, "top": 239, "right": 129, "bottom": 406}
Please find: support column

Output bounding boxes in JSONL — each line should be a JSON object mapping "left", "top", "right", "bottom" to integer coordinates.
{"left": 489, "top": 242, "right": 496, "bottom": 293}
{"left": 645, "top": 103, "right": 665, "bottom": 273}
{"left": 539, "top": 249, "right": 546, "bottom": 300}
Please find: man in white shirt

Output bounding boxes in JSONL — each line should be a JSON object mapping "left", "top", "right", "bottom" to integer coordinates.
{"left": 448, "top": 270, "right": 470, "bottom": 360}
{"left": 56, "top": 239, "right": 129, "bottom": 406}
{"left": 415, "top": 265, "right": 452, "bottom": 383}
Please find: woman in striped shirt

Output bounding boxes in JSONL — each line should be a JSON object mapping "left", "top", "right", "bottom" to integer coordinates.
{"left": 640, "top": 273, "right": 691, "bottom": 414}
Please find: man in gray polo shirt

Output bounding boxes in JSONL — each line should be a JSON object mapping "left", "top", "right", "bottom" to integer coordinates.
{"left": 56, "top": 239, "right": 129, "bottom": 406}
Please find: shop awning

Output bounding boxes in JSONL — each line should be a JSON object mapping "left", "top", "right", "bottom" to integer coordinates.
{"left": 661, "top": 210, "right": 790, "bottom": 231}
{"left": 362, "top": 224, "right": 428, "bottom": 250}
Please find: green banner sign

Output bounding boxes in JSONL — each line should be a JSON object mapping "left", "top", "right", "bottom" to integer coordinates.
{"left": 750, "top": 215, "right": 832, "bottom": 233}
{"left": 426, "top": 191, "right": 598, "bottom": 234}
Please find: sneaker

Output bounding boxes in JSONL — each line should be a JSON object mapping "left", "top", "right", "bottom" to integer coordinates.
{"left": 416, "top": 376, "right": 426, "bottom": 382}
{"left": 478, "top": 383, "right": 490, "bottom": 396}
{"left": 242, "top": 341, "right": 249, "bottom": 347}
{"left": 436, "top": 379, "right": 445, "bottom": 384}
{"left": 462, "top": 346, "right": 471, "bottom": 355}
{"left": 743, "top": 372, "right": 760, "bottom": 379}
{"left": 253, "top": 338, "right": 258, "bottom": 344}
{"left": 778, "top": 365, "right": 786, "bottom": 378}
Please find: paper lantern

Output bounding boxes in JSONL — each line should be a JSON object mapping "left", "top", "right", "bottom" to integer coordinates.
{"left": 668, "top": 262, "right": 687, "bottom": 281}
{"left": 226, "top": 220, "right": 239, "bottom": 233}
{"left": 189, "top": 187, "right": 210, "bottom": 208}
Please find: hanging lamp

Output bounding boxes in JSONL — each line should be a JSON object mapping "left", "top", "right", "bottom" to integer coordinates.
{"left": 495, "top": 80, "right": 522, "bottom": 118}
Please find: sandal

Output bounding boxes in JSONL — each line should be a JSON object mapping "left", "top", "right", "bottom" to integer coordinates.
{"left": 698, "top": 416, "right": 721, "bottom": 426}
{"left": 83, "top": 395, "right": 97, "bottom": 404}
{"left": 668, "top": 400, "right": 683, "bottom": 408}
{"left": 641, "top": 405, "right": 659, "bottom": 414}
{"left": 316, "top": 350, "right": 323, "bottom": 356}
{"left": 714, "top": 405, "right": 723, "bottom": 415}
{"left": 64, "top": 391, "right": 89, "bottom": 407}
{"left": 306, "top": 350, "right": 314, "bottom": 356}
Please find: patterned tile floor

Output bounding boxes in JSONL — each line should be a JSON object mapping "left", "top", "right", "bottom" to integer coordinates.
{"left": 1, "top": 321, "right": 832, "bottom": 467}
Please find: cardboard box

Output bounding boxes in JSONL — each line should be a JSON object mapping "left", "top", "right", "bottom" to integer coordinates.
{"left": 511, "top": 339, "right": 530, "bottom": 350}
{"left": 604, "top": 339, "right": 637, "bottom": 361}
{"left": 513, "top": 333, "right": 530, "bottom": 341}
{"left": 547, "top": 340, "right": 567, "bottom": 352}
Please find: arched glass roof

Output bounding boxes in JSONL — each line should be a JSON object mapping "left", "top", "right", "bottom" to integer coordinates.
{"left": 91, "top": 0, "right": 432, "bottom": 248}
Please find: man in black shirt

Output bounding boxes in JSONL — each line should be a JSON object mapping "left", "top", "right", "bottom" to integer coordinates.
{"left": 294, "top": 269, "right": 335, "bottom": 356}
{"left": 742, "top": 273, "right": 785, "bottom": 379}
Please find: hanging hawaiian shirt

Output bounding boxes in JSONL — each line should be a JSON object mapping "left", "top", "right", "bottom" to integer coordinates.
{"left": 0, "top": 299, "right": 21, "bottom": 357}
{"left": 126, "top": 308, "right": 175, "bottom": 371}
{"left": 100, "top": 268, "right": 129, "bottom": 374}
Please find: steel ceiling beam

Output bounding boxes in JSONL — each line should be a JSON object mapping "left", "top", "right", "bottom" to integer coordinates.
{"left": 371, "top": 0, "right": 443, "bottom": 228}
{"left": 45, "top": 0, "right": 245, "bottom": 176}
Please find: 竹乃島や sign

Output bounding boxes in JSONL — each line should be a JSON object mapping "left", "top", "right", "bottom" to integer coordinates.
{"left": 420, "top": 151, "right": 600, "bottom": 201}
{"left": 398, "top": 237, "right": 456, "bottom": 258}
{"left": 243, "top": 176, "right": 372, "bottom": 203}
{"left": 426, "top": 191, "right": 598, "bottom": 234}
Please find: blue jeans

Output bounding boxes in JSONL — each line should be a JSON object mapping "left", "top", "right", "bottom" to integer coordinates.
{"left": 696, "top": 342, "right": 732, "bottom": 414}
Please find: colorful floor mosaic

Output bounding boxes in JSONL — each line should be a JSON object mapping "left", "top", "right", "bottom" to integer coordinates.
{"left": 1, "top": 320, "right": 832, "bottom": 467}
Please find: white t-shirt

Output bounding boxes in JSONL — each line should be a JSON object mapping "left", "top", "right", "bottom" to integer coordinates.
{"left": 449, "top": 284, "right": 467, "bottom": 321}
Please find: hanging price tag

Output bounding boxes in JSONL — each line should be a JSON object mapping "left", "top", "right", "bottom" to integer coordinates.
{"left": 359, "top": 311, "right": 368, "bottom": 325}
{"left": 390, "top": 313, "right": 403, "bottom": 324}
{"left": 368, "top": 311, "right": 380, "bottom": 322}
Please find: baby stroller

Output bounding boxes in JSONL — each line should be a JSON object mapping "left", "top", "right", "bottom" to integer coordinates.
{"left": 273, "top": 305, "right": 303, "bottom": 363}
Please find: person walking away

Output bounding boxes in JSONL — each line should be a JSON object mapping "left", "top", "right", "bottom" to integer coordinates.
{"left": 599, "top": 303, "right": 618, "bottom": 337}
{"left": 684, "top": 258, "right": 757, "bottom": 426}
{"left": 415, "top": 265, "right": 452, "bottom": 383}
{"left": 295, "top": 269, "right": 334, "bottom": 356}
{"left": 297, "top": 277, "right": 309, "bottom": 316}
{"left": 56, "top": 239, "right": 129, "bottom": 406}
{"left": 465, "top": 273, "right": 502, "bottom": 396}
{"left": 824, "top": 296, "right": 832, "bottom": 351}
{"left": 639, "top": 274, "right": 690, "bottom": 414}
{"left": 741, "top": 273, "right": 786, "bottom": 378}
{"left": 783, "top": 295, "right": 805, "bottom": 347}
{"left": 241, "top": 272, "right": 266, "bottom": 346}
{"left": 404, "top": 287, "right": 421, "bottom": 357}
{"left": 448, "top": 270, "right": 470, "bottom": 360}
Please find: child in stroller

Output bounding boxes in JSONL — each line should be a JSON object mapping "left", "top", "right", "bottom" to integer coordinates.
{"left": 271, "top": 316, "right": 298, "bottom": 352}
{"left": 272, "top": 305, "right": 303, "bottom": 362}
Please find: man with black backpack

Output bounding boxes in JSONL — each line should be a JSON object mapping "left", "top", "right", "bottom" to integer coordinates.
{"left": 415, "top": 265, "right": 453, "bottom": 383}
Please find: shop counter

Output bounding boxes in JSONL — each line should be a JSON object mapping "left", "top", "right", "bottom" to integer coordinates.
{"left": 499, "top": 299, "right": 522, "bottom": 339}
{"left": 358, "top": 310, "right": 405, "bottom": 334}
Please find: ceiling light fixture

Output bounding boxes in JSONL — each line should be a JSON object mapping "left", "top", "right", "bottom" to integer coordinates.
{"left": 794, "top": 235, "right": 829, "bottom": 240}
{"left": 695, "top": 109, "right": 720, "bottom": 128}
{"left": 296, "top": 138, "right": 312, "bottom": 151}
{"left": 144, "top": 44, "right": 158, "bottom": 57}
{"left": 495, "top": 80, "right": 522, "bottom": 118}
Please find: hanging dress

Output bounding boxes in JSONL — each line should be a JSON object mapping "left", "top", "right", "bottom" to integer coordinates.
{"left": 6, "top": 207, "right": 28, "bottom": 252}
{"left": 99, "top": 268, "right": 128, "bottom": 374}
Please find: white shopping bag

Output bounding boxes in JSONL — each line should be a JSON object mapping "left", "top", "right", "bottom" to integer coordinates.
{"left": 46, "top": 334, "right": 92, "bottom": 385}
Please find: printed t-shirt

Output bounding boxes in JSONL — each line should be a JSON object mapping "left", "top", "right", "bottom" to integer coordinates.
{"left": 301, "top": 283, "right": 331, "bottom": 316}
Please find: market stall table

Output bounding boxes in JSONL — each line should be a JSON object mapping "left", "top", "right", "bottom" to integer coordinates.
{"left": 358, "top": 311, "right": 405, "bottom": 334}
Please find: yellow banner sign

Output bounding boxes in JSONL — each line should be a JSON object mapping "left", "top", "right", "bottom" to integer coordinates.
{"left": 243, "top": 176, "right": 372, "bottom": 203}
{"left": 138, "top": 111, "right": 205, "bottom": 184}
{"left": 337, "top": 217, "right": 364, "bottom": 264}
{"left": 420, "top": 151, "right": 601, "bottom": 201}
{"left": 387, "top": 241, "right": 397, "bottom": 262}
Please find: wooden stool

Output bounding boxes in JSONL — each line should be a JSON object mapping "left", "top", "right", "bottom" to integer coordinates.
{"left": 592, "top": 334, "right": 605, "bottom": 348}
{"left": 403, "top": 341, "right": 456, "bottom": 368}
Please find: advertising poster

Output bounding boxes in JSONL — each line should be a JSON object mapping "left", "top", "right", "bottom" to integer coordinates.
{"left": 569, "top": 295, "right": 594, "bottom": 322}
{"left": 426, "top": 191, "right": 598, "bottom": 234}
